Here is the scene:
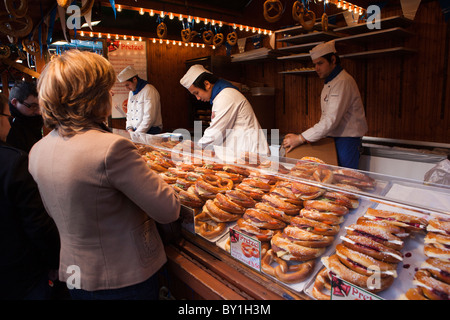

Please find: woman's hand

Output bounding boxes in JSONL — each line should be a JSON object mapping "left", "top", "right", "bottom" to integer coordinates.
{"left": 283, "top": 133, "right": 304, "bottom": 153}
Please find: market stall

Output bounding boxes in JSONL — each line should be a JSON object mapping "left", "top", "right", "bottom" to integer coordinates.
{"left": 1, "top": 0, "right": 449, "bottom": 302}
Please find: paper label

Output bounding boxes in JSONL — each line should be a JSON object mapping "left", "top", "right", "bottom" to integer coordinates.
{"left": 330, "top": 275, "right": 384, "bottom": 300}
{"left": 229, "top": 229, "right": 261, "bottom": 271}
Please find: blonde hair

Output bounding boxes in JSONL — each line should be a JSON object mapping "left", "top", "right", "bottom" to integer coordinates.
{"left": 38, "top": 50, "right": 116, "bottom": 137}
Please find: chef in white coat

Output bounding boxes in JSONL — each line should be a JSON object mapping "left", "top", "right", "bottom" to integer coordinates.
{"left": 283, "top": 41, "right": 368, "bottom": 169}
{"left": 180, "top": 64, "right": 269, "bottom": 158}
{"left": 118, "top": 66, "right": 163, "bottom": 134}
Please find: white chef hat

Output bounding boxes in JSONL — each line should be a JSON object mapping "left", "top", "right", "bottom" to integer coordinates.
{"left": 180, "top": 64, "right": 212, "bottom": 89}
{"left": 117, "top": 66, "right": 138, "bottom": 83}
{"left": 309, "top": 40, "right": 337, "bottom": 61}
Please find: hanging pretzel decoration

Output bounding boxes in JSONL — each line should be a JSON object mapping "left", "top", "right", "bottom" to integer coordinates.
{"left": 213, "top": 33, "right": 224, "bottom": 47}
{"left": 263, "top": 0, "right": 283, "bottom": 23}
{"left": 226, "top": 31, "right": 237, "bottom": 46}
{"left": 292, "top": 1, "right": 303, "bottom": 22}
{"left": 202, "top": 30, "right": 214, "bottom": 44}
{"left": 0, "top": 44, "right": 11, "bottom": 59}
{"left": 4, "top": 0, "right": 28, "bottom": 18}
{"left": 181, "top": 29, "right": 191, "bottom": 42}
{"left": 189, "top": 30, "right": 198, "bottom": 41}
{"left": 157, "top": 22, "right": 167, "bottom": 38}
{"left": 0, "top": 14, "right": 33, "bottom": 38}
{"left": 22, "top": 38, "right": 40, "bottom": 56}
{"left": 297, "top": 5, "right": 316, "bottom": 31}
{"left": 321, "top": 13, "right": 329, "bottom": 31}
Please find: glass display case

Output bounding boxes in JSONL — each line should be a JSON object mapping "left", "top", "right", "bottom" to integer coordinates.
{"left": 114, "top": 129, "right": 450, "bottom": 300}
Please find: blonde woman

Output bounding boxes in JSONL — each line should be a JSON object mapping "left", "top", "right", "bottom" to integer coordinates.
{"left": 29, "top": 50, "right": 180, "bottom": 300}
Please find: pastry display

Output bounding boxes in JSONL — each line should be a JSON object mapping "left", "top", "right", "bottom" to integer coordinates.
{"left": 132, "top": 140, "right": 447, "bottom": 300}
{"left": 311, "top": 208, "right": 428, "bottom": 300}
{"left": 401, "top": 218, "right": 450, "bottom": 300}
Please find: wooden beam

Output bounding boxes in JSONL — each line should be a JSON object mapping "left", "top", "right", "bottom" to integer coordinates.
{"left": 2, "top": 59, "right": 40, "bottom": 78}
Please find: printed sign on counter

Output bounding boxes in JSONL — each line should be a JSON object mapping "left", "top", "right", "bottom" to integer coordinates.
{"left": 330, "top": 275, "right": 383, "bottom": 300}
{"left": 229, "top": 229, "right": 261, "bottom": 272}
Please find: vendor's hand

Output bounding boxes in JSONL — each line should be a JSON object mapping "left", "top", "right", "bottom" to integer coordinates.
{"left": 283, "top": 133, "right": 303, "bottom": 153}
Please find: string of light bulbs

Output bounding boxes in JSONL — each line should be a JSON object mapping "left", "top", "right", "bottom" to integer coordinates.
{"left": 79, "top": 1, "right": 366, "bottom": 49}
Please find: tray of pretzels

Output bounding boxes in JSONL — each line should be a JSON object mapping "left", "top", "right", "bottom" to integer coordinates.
{"left": 133, "top": 139, "right": 449, "bottom": 299}
{"left": 304, "top": 182, "right": 450, "bottom": 300}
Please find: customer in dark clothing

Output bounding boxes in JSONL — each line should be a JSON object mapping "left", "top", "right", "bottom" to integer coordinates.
{"left": 6, "top": 81, "right": 43, "bottom": 153}
{"left": 0, "top": 93, "right": 60, "bottom": 299}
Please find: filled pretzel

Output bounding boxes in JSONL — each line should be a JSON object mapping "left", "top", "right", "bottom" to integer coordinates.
{"left": 0, "top": 45, "right": 11, "bottom": 59}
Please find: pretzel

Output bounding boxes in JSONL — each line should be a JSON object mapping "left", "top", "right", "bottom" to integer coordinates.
{"left": 195, "top": 219, "right": 226, "bottom": 240}
{"left": 157, "top": 23, "right": 167, "bottom": 38}
{"left": 236, "top": 218, "right": 276, "bottom": 242}
{"left": 261, "top": 249, "right": 315, "bottom": 284}
{"left": 261, "top": 194, "right": 300, "bottom": 216}
{"left": 0, "top": 45, "right": 11, "bottom": 59}
{"left": 204, "top": 199, "right": 241, "bottom": 223}
{"left": 291, "top": 181, "right": 325, "bottom": 200}
{"left": 292, "top": 1, "right": 303, "bottom": 22}
{"left": 225, "top": 190, "right": 256, "bottom": 208}
{"left": 4, "top": 0, "right": 28, "bottom": 18}
{"left": 311, "top": 267, "right": 332, "bottom": 300}
{"left": 243, "top": 208, "right": 286, "bottom": 230}
{"left": 321, "top": 13, "right": 329, "bottom": 31}
{"left": 226, "top": 31, "right": 237, "bottom": 46}
{"left": 255, "top": 202, "right": 292, "bottom": 224}
{"left": 22, "top": 39, "right": 41, "bottom": 56}
{"left": 214, "top": 193, "right": 246, "bottom": 215}
{"left": 181, "top": 29, "right": 191, "bottom": 43}
{"left": 299, "top": 8, "right": 316, "bottom": 31}
{"left": 0, "top": 14, "right": 33, "bottom": 38}
{"left": 269, "top": 185, "right": 303, "bottom": 206}
{"left": 321, "top": 254, "right": 395, "bottom": 293}
{"left": 263, "top": 0, "right": 283, "bottom": 23}
{"left": 303, "top": 199, "right": 349, "bottom": 216}
{"left": 178, "top": 188, "right": 204, "bottom": 208}
{"left": 202, "top": 30, "right": 213, "bottom": 44}
{"left": 212, "top": 33, "right": 224, "bottom": 47}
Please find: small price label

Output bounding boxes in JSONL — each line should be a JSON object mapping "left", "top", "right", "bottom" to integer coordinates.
{"left": 330, "top": 275, "right": 384, "bottom": 300}
{"left": 229, "top": 228, "right": 261, "bottom": 271}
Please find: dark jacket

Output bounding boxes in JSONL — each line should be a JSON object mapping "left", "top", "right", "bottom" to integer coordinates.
{"left": 0, "top": 141, "right": 60, "bottom": 299}
{"left": 6, "top": 105, "right": 43, "bottom": 153}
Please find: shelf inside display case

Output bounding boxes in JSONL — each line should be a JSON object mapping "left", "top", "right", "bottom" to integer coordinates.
{"left": 113, "top": 129, "right": 450, "bottom": 300}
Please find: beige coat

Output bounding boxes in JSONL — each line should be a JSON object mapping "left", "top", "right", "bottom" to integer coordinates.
{"left": 29, "top": 129, "right": 180, "bottom": 291}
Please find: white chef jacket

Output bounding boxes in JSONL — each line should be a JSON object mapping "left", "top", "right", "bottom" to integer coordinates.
{"left": 302, "top": 69, "right": 368, "bottom": 142}
{"left": 126, "top": 84, "right": 163, "bottom": 133}
{"left": 198, "top": 87, "right": 270, "bottom": 157}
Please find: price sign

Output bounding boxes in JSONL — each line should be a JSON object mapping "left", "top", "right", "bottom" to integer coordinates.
{"left": 330, "top": 275, "right": 384, "bottom": 300}
{"left": 229, "top": 228, "right": 261, "bottom": 271}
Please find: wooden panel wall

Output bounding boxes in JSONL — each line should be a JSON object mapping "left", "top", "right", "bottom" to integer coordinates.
{"left": 119, "top": 1, "right": 448, "bottom": 144}
{"left": 239, "top": 1, "right": 450, "bottom": 144}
